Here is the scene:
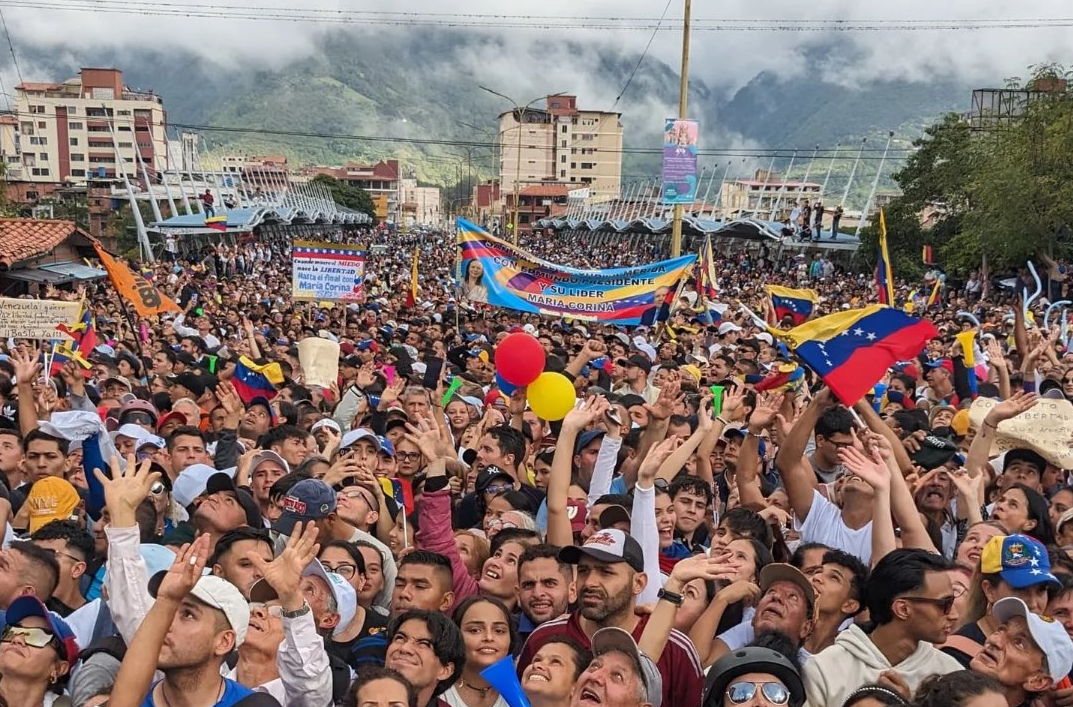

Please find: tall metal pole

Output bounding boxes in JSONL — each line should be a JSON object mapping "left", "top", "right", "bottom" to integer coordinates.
{"left": 820, "top": 142, "right": 840, "bottom": 198}
{"left": 670, "top": 0, "right": 691, "bottom": 257}
{"left": 840, "top": 137, "right": 867, "bottom": 209}
{"left": 697, "top": 164, "right": 716, "bottom": 219}
{"left": 855, "top": 131, "right": 895, "bottom": 238}
{"left": 769, "top": 151, "right": 797, "bottom": 221}
{"left": 751, "top": 154, "right": 777, "bottom": 219}
{"left": 711, "top": 159, "right": 735, "bottom": 218}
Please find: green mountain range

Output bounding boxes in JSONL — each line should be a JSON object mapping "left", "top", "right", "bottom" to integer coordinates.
{"left": 24, "top": 31, "right": 973, "bottom": 204}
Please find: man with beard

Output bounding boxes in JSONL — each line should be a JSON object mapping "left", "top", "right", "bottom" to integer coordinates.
{"left": 517, "top": 528, "right": 702, "bottom": 707}
{"left": 803, "top": 549, "right": 963, "bottom": 707}
{"left": 709, "top": 564, "right": 817, "bottom": 664}
{"left": 517, "top": 544, "right": 576, "bottom": 649}
{"left": 969, "top": 597, "right": 1073, "bottom": 707}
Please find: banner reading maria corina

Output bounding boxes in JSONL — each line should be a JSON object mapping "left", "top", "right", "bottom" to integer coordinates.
{"left": 457, "top": 219, "right": 696, "bottom": 325}
{"left": 292, "top": 241, "right": 366, "bottom": 301}
{"left": 661, "top": 118, "right": 699, "bottom": 205}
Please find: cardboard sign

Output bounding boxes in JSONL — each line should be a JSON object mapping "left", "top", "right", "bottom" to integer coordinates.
{"left": 0, "top": 298, "right": 82, "bottom": 339}
{"left": 969, "top": 397, "right": 1073, "bottom": 469}
{"left": 297, "top": 337, "right": 340, "bottom": 389}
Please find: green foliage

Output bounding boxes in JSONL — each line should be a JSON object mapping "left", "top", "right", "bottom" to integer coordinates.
{"left": 878, "top": 64, "right": 1073, "bottom": 273}
{"left": 311, "top": 174, "right": 376, "bottom": 221}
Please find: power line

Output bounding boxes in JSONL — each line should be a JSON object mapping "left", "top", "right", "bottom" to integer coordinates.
{"left": 0, "top": 6, "right": 23, "bottom": 87}
{"left": 612, "top": 0, "right": 674, "bottom": 110}
{"left": 8, "top": 1, "right": 1073, "bottom": 31}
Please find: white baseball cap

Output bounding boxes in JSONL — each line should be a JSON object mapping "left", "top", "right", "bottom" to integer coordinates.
{"left": 339, "top": 428, "right": 381, "bottom": 454}
{"left": 150, "top": 573, "right": 250, "bottom": 646}
{"left": 993, "top": 597, "right": 1073, "bottom": 679}
{"left": 718, "top": 322, "right": 742, "bottom": 335}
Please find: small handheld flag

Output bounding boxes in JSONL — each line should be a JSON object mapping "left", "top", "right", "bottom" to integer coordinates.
{"left": 205, "top": 215, "right": 228, "bottom": 232}
{"left": 766, "top": 285, "right": 818, "bottom": 326}
{"left": 232, "top": 356, "right": 285, "bottom": 404}
{"left": 876, "top": 210, "right": 895, "bottom": 305}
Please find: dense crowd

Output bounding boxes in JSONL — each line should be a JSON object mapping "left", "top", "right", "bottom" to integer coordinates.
{"left": 0, "top": 223, "right": 1069, "bottom": 707}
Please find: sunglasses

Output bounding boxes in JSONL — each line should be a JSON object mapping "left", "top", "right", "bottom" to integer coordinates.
{"left": 2, "top": 626, "right": 59, "bottom": 651}
{"left": 484, "top": 483, "right": 513, "bottom": 495}
{"left": 726, "top": 682, "right": 790, "bottom": 705}
{"left": 150, "top": 481, "right": 167, "bottom": 496}
{"left": 122, "top": 412, "right": 155, "bottom": 426}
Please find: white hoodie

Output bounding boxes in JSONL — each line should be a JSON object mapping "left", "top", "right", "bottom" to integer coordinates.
{"left": 802, "top": 624, "right": 964, "bottom": 707}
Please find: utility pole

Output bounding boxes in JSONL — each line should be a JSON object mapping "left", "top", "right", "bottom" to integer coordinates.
{"left": 671, "top": 0, "right": 691, "bottom": 258}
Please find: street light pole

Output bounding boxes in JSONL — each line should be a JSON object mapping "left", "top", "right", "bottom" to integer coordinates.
{"left": 479, "top": 86, "right": 565, "bottom": 245}
{"left": 671, "top": 0, "right": 692, "bottom": 258}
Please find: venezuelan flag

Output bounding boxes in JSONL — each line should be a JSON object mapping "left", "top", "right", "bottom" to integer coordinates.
{"left": 205, "top": 215, "right": 228, "bottom": 232}
{"left": 697, "top": 236, "right": 718, "bottom": 302}
{"left": 876, "top": 210, "right": 895, "bottom": 305}
{"left": 404, "top": 247, "right": 418, "bottom": 309}
{"left": 379, "top": 477, "right": 414, "bottom": 515}
{"left": 926, "top": 279, "right": 942, "bottom": 309}
{"left": 51, "top": 304, "right": 97, "bottom": 375}
{"left": 774, "top": 305, "right": 938, "bottom": 405}
{"left": 767, "top": 285, "right": 818, "bottom": 326}
{"left": 755, "top": 363, "right": 805, "bottom": 392}
{"left": 232, "top": 355, "right": 285, "bottom": 404}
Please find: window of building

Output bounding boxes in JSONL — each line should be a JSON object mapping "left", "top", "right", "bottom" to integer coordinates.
{"left": 39, "top": 153, "right": 48, "bottom": 161}
{"left": 118, "top": 126, "right": 131, "bottom": 131}
{"left": 561, "top": 125, "right": 567, "bottom": 133}
{"left": 20, "top": 122, "right": 33, "bottom": 133}
{"left": 70, "top": 153, "right": 84, "bottom": 161}
{"left": 26, "top": 190, "right": 38, "bottom": 199}
{"left": 560, "top": 155, "right": 566, "bottom": 164}
{"left": 70, "top": 169, "right": 85, "bottom": 177}
{"left": 31, "top": 167, "right": 49, "bottom": 176}
{"left": 571, "top": 163, "right": 576, "bottom": 169}
{"left": 6, "top": 156, "right": 17, "bottom": 164}
{"left": 117, "top": 110, "right": 131, "bottom": 116}
{"left": 29, "top": 105, "right": 44, "bottom": 114}
{"left": 581, "top": 163, "right": 594, "bottom": 169}
{"left": 66, "top": 107, "right": 76, "bottom": 115}
{"left": 37, "top": 121, "right": 46, "bottom": 129}
{"left": 68, "top": 121, "right": 83, "bottom": 130}
{"left": 521, "top": 213, "right": 531, "bottom": 223}
{"left": 70, "top": 138, "right": 78, "bottom": 146}
{"left": 560, "top": 140, "right": 567, "bottom": 148}
{"left": 118, "top": 142, "right": 132, "bottom": 148}
{"left": 560, "top": 169, "right": 566, "bottom": 178}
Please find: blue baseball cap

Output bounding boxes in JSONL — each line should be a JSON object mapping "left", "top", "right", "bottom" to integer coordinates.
{"left": 980, "top": 534, "right": 1061, "bottom": 589}
{"left": 6, "top": 596, "right": 79, "bottom": 668}
{"left": 575, "top": 429, "right": 606, "bottom": 454}
{"left": 273, "top": 479, "right": 337, "bottom": 536}
{"left": 377, "top": 435, "right": 396, "bottom": 458}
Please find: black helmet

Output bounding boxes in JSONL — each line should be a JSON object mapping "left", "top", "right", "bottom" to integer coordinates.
{"left": 703, "top": 646, "right": 805, "bottom": 707}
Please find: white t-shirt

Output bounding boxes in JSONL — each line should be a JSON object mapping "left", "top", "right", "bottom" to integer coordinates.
{"left": 799, "top": 489, "right": 873, "bottom": 565}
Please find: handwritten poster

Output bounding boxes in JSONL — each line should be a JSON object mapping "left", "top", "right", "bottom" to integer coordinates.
{"left": 0, "top": 298, "right": 82, "bottom": 339}
{"left": 291, "top": 242, "right": 366, "bottom": 302}
{"left": 969, "top": 397, "right": 1073, "bottom": 469}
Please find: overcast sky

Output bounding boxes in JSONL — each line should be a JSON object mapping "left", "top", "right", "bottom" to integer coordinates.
{"left": 7, "top": 0, "right": 1071, "bottom": 93}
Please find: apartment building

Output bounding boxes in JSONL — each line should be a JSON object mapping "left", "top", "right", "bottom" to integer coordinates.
{"left": 313, "top": 159, "right": 401, "bottom": 222}
{"left": 496, "top": 95, "right": 623, "bottom": 207}
{"left": 720, "top": 170, "right": 823, "bottom": 221}
{"left": 2, "top": 68, "right": 168, "bottom": 187}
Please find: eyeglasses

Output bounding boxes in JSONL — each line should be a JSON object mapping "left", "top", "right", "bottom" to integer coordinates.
{"left": 1, "top": 626, "right": 59, "bottom": 651}
{"left": 248, "top": 602, "right": 284, "bottom": 618}
{"left": 486, "top": 518, "right": 519, "bottom": 531}
{"left": 122, "top": 412, "right": 155, "bottom": 426}
{"left": 901, "top": 594, "right": 957, "bottom": 614}
{"left": 726, "top": 681, "right": 790, "bottom": 705}
{"left": 150, "top": 481, "right": 167, "bottom": 496}
{"left": 322, "top": 563, "right": 358, "bottom": 579}
{"left": 339, "top": 489, "right": 377, "bottom": 507}
{"left": 46, "top": 548, "right": 84, "bottom": 564}
{"left": 484, "top": 483, "right": 513, "bottom": 495}
{"left": 396, "top": 451, "right": 422, "bottom": 462}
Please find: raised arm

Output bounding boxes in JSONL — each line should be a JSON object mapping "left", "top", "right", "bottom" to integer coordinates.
{"left": 656, "top": 397, "right": 715, "bottom": 483}
{"left": 639, "top": 555, "right": 723, "bottom": 661}
{"left": 633, "top": 437, "right": 680, "bottom": 605}
{"left": 736, "top": 392, "right": 783, "bottom": 510}
{"left": 775, "top": 388, "right": 833, "bottom": 522}
{"left": 985, "top": 338, "right": 1011, "bottom": 400}
{"left": 619, "top": 379, "right": 680, "bottom": 488}
{"left": 965, "top": 391, "right": 1038, "bottom": 478}
{"left": 839, "top": 445, "right": 895, "bottom": 566}
{"left": 10, "top": 347, "right": 42, "bottom": 438}
{"left": 552, "top": 399, "right": 608, "bottom": 548}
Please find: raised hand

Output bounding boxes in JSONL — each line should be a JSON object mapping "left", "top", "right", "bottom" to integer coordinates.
{"left": 638, "top": 436, "right": 680, "bottom": 483}
{"left": 717, "top": 579, "right": 762, "bottom": 606}
{"left": 838, "top": 445, "right": 890, "bottom": 492}
{"left": 645, "top": 378, "right": 682, "bottom": 422}
{"left": 985, "top": 390, "right": 1039, "bottom": 425}
{"left": 405, "top": 414, "right": 450, "bottom": 461}
{"left": 155, "top": 533, "right": 211, "bottom": 603}
{"left": 562, "top": 396, "right": 607, "bottom": 434}
{"left": 355, "top": 363, "right": 377, "bottom": 389}
{"left": 948, "top": 466, "right": 985, "bottom": 504}
{"left": 749, "top": 392, "right": 784, "bottom": 432}
{"left": 248, "top": 521, "right": 320, "bottom": 610}
{"left": 669, "top": 554, "right": 727, "bottom": 585}
{"left": 94, "top": 455, "right": 160, "bottom": 526}
{"left": 216, "top": 380, "right": 244, "bottom": 417}
{"left": 10, "top": 346, "right": 41, "bottom": 386}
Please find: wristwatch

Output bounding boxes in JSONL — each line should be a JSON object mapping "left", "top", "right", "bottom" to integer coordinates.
{"left": 657, "top": 588, "right": 684, "bottom": 607}
{"left": 281, "top": 602, "right": 312, "bottom": 619}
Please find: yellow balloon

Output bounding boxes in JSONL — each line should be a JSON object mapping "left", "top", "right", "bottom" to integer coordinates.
{"left": 527, "top": 372, "right": 576, "bottom": 421}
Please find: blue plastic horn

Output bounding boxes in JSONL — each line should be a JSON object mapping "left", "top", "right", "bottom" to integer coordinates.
{"left": 480, "top": 656, "right": 532, "bottom": 707}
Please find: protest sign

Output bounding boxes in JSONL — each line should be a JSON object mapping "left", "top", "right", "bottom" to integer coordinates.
{"left": 297, "top": 337, "right": 340, "bottom": 389}
{"left": 969, "top": 397, "right": 1073, "bottom": 469}
{"left": 457, "top": 219, "right": 696, "bottom": 325}
{"left": 0, "top": 298, "right": 82, "bottom": 340}
{"left": 292, "top": 242, "right": 366, "bottom": 302}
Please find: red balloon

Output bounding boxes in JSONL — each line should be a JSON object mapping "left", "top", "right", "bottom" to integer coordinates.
{"left": 494, "top": 333, "right": 546, "bottom": 386}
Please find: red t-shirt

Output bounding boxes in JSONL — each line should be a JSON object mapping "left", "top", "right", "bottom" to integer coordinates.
{"left": 516, "top": 611, "right": 703, "bottom": 707}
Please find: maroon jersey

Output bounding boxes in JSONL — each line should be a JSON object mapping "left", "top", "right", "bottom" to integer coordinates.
{"left": 517, "top": 611, "right": 703, "bottom": 707}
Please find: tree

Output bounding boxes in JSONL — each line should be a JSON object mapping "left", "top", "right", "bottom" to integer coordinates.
{"left": 311, "top": 174, "right": 376, "bottom": 221}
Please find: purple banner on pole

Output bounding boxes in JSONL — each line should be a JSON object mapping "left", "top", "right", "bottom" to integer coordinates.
{"left": 661, "top": 118, "right": 700, "bottom": 205}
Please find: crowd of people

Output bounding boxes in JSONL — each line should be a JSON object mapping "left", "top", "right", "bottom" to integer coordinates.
{"left": 0, "top": 222, "right": 1069, "bottom": 707}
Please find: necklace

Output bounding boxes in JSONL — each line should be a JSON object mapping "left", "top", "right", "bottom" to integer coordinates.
{"left": 159, "top": 677, "right": 225, "bottom": 707}
{"left": 459, "top": 678, "right": 493, "bottom": 698}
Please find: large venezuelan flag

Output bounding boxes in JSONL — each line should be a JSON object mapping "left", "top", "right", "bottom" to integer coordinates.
{"left": 775, "top": 305, "right": 938, "bottom": 405}
{"left": 766, "top": 285, "right": 818, "bottom": 326}
{"left": 232, "top": 356, "right": 285, "bottom": 404}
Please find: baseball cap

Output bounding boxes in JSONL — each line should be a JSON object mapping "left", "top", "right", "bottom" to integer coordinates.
{"left": 25, "top": 477, "right": 82, "bottom": 533}
{"left": 167, "top": 372, "right": 206, "bottom": 398}
{"left": 598, "top": 504, "right": 632, "bottom": 530}
{"left": 249, "top": 450, "right": 290, "bottom": 475}
{"left": 376, "top": 435, "right": 396, "bottom": 458}
{"left": 150, "top": 574, "right": 250, "bottom": 646}
{"left": 624, "top": 354, "right": 652, "bottom": 373}
{"left": 560, "top": 528, "right": 644, "bottom": 573}
{"left": 1059, "top": 508, "right": 1073, "bottom": 534}
{"left": 718, "top": 322, "right": 742, "bottom": 335}
{"left": 156, "top": 410, "right": 188, "bottom": 432}
{"left": 339, "top": 428, "right": 382, "bottom": 454}
{"left": 475, "top": 465, "right": 514, "bottom": 493}
{"left": 575, "top": 429, "right": 606, "bottom": 454}
{"left": 247, "top": 396, "right": 276, "bottom": 424}
{"left": 119, "top": 398, "right": 159, "bottom": 424}
{"left": 104, "top": 375, "right": 133, "bottom": 391}
{"left": 340, "top": 354, "right": 363, "bottom": 368}
{"left": 273, "top": 479, "right": 337, "bottom": 536}
{"left": 924, "top": 359, "right": 954, "bottom": 375}
{"left": 1003, "top": 448, "right": 1048, "bottom": 476}
{"left": 5, "top": 596, "right": 79, "bottom": 668}
{"left": 311, "top": 419, "right": 342, "bottom": 435}
{"left": 566, "top": 500, "right": 588, "bottom": 533}
{"left": 910, "top": 435, "right": 961, "bottom": 471}
{"left": 249, "top": 559, "right": 357, "bottom": 638}
{"left": 993, "top": 597, "right": 1073, "bottom": 679}
{"left": 759, "top": 564, "right": 816, "bottom": 617}
{"left": 172, "top": 463, "right": 221, "bottom": 507}
{"left": 591, "top": 627, "right": 663, "bottom": 707}
{"left": 980, "top": 534, "right": 1061, "bottom": 589}
{"left": 204, "top": 473, "right": 263, "bottom": 528}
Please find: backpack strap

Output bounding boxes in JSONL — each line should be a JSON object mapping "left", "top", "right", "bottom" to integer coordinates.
{"left": 940, "top": 635, "right": 983, "bottom": 660}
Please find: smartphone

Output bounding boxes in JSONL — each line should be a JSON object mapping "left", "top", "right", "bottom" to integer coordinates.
{"left": 422, "top": 358, "right": 445, "bottom": 390}
{"left": 384, "top": 365, "right": 396, "bottom": 386}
